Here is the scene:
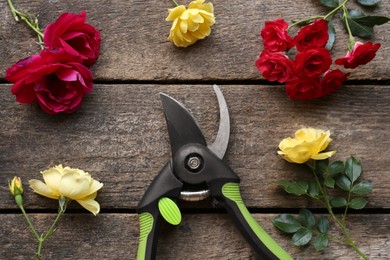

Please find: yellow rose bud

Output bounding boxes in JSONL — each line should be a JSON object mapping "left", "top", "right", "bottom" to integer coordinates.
{"left": 277, "top": 128, "right": 336, "bottom": 164}
{"left": 9, "top": 176, "right": 23, "bottom": 196}
{"left": 166, "top": 0, "right": 215, "bottom": 47}
{"left": 29, "top": 165, "right": 103, "bottom": 215}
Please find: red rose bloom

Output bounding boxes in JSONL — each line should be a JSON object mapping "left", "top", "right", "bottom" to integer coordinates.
{"left": 320, "top": 69, "right": 350, "bottom": 95}
{"left": 261, "top": 19, "right": 294, "bottom": 52}
{"left": 44, "top": 10, "right": 101, "bottom": 66}
{"left": 256, "top": 50, "right": 294, "bottom": 83}
{"left": 6, "top": 50, "right": 93, "bottom": 114}
{"left": 294, "top": 48, "right": 332, "bottom": 79}
{"left": 294, "top": 19, "right": 329, "bottom": 52}
{"left": 286, "top": 77, "right": 323, "bottom": 100}
{"left": 335, "top": 42, "right": 381, "bottom": 69}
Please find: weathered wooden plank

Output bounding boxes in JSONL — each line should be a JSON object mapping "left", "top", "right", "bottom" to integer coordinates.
{"left": 0, "top": 84, "right": 389, "bottom": 210}
{"left": 1, "top": 213, "right": 388, "bottom": 259}
{"left": 0, "top": 0, "right": 389, "bottom": 81}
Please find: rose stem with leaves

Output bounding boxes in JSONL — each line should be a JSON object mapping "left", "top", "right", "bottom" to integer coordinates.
{"left": 15, "top": 193, "right": 69, "bottom": 260}
{"left": 308, "top": 160, "right": 368, "bottom": 260}
{"left": 7, "top": 0, "right": 44, "bottom": 48}
{"left": 287, "top": 0, "right": 355, "bottom": 50}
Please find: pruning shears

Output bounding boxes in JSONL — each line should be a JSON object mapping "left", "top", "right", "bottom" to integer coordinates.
{"left": 136, "top": 85, "right": 293, "bottom": 260}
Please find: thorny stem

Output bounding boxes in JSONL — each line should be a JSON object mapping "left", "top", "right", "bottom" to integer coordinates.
{"left": 310, "top": 162, "right": 368, "bottom": 260}
{"left": 342, "top": 4, "right": 356, "bottom": 51}
{"left": 7, "top": 0, "right": 44, "bottom": 49}
{"left": 19, "top": 205, "right": 40, "bottom": 241}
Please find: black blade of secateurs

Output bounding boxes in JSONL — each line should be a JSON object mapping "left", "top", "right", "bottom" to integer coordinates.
{"left": 160, "top": 93, "right": 207, "bottom": 158}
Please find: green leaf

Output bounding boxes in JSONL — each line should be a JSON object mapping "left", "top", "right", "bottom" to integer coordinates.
{"left": 328, "top": 161, "right": 344, "bottom": 175}
{"left": 315, "top": 159, "right": 329, "bottom": 174}
{"left": 348, "top": 17, "right": 373, "bottom": 38}
{"left": 351, "top": 182, "right": 373, "bottom": 195}
{"left": 349, "top": 197, "right": 368, "bottom": 209}
{"left": 299, "top": 209, "right": 316, "bottom": 228}
{"left": 345, "top": 156, "right": 362, "bottom": 184}
{"left": 272, "top": 214, "right": 302, "bottom": 233}
{"left": 292, "top": 228, "right": 313, "bottom": 246}
{"left": 330, "top": 196, "right": 347, "bottom": 207}
{"left": 308, "top": 182, "right": 320, "bottom": 197}
{"left": 277, "top": 180, "right": 309, "bottom": 196}
{"left": 357, "top": 0, "right": 381, "bottom": 6}
{"left": 319, "top": 0, "right": 339, "bottom": 8}
{"left": 343, "top": 9, "right": 373, "bottom": 38}
{"left": 324, "top": 177, "right": 335, "bottom": 188}
{"left": 314, "top": 234, "right": 329, "bottom": 251}
{"left": 352, "top": 16, "right": 390, "bottom": 27}
{"left": 325, "top": 22, "right": 336, "bottom": 50}
{"left": 317, "top": 216, "right": 330, "bottom": 234}
{"left": 336, "top": 175, "right": 352, "bottom": 191}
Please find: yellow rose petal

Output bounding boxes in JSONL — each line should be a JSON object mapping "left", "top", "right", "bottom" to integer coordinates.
{"left": 311, "top": 151, "right": 336, "bottom": 160}
{"left": 77, "top": 193, "right": 100, "bottom": 216}
{"left": 41, "top": 167, "right": 63, "bottom": 194}
{"left": 29, "top": 179, "right": 59, "bottom": 199}
{"left": 166, "top": 6, "right": 186, "bottom": 21}
{"left": 58, "top": 172, "right": 91, "bottom": 200}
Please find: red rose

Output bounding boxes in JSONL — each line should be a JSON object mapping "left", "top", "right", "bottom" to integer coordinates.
{"left": 294, "top": 48, "right": 332, "bottom": 79}
{"left": 286, "top": 77, "right": 323, "bottom": 100}
{"left": 320, "top": 69, "right": 350, "bottom": 95}
{"left": 6, "top": 50, "right": 93, "bottom": 114}
{"left": 294, "top": 19, "right": 329, "bottom": 52}
{"left": 256, "top": 50, "right": 294, "bottom": 83}
{"left": 261, "top": 19, "right": 294, "bottom": 52}
{"left": 44, "top": 10, "right": 101, "bottom": 66}
{"left": 335, "top": 42, "right": 381, "bottom": 69}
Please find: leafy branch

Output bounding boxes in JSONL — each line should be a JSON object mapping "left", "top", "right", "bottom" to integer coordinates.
{"left": 274, "top": 156, "right": 372, "bottom": 259}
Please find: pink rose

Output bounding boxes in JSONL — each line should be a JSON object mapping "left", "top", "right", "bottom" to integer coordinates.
{"left": 44, "top": 10, "right": 101, "bottom": 66}
{"left": 6, "top": 50, "right": 93, "bottom": 114}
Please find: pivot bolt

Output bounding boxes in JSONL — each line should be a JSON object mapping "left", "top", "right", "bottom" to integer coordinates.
{"left": 187, "top": 156, "right": 201, "bottom": 170}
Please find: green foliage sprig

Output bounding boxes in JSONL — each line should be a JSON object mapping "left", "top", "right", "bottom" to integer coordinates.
{"left": 273, "top": 156, "right": 372, "bottom": 259}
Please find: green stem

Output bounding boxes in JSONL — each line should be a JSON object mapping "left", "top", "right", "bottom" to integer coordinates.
{"left": 342, "top": 191, "right": 351, "bottom": 224}
{"left": 7, "top": 0, "right": 44, "bottom": 48}
{"left": 324, "top": 0, "right": 350, "bottom": 20}
{"left": 19, "top": 205, "right": 40, "bottom": 241}
{"left": 287, "top": 0, "right": 350, "bottom": 30}
{"left": 36, "top": 205, "right": 66, "bottom": 260}
{"left": 342, "top": 5, "right": 355, "bottom": 51}
{"left": 172, "top": 0, "right": 180, "bottom": 7}
{"left": 310, "top": 165, "right": 367, "bottom": 260}
{"left": 288, "top": 15, "right": 324, "bottom": 30}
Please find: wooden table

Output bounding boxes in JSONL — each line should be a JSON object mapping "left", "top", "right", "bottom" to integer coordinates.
{"left": 0, "top": 0, "right": 389, "bottom": 259}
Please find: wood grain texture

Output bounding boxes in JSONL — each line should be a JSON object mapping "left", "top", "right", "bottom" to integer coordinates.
{"left": 0, "top": 0, "right": 389, "bottom": 81}
{"left": 1, "top": 213, "right": 388, "bottom": 259}
{"left": 0, "top": 84, "right": 389, "bottom": 210}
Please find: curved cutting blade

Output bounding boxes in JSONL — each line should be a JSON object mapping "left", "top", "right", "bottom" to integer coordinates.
{"left": 207, "top": 85, "right": 230, "bottom": 159}
{"left": 160, "top": 92, "right": 207, "bottom": 157}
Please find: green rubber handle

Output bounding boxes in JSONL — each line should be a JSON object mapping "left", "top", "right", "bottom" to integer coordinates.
{"left": 222, "top": 182, "right": 293, "bottom": 260}
{"left": 136, "top": 212, "right": 155, "bottom": 260}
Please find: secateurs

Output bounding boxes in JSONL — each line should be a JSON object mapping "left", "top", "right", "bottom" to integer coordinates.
{"left": 136, "top": 85, "right": 292, "bottom": 260}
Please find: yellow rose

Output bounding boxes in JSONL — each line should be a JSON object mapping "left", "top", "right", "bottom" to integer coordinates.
{"left": 166, "top": 0, "right": 215, "bottom": 47}
{"left": 29, "top": 165, "right": 103, "bottom": 215}
{"left": 277, "top": 128, "right": 336, "bottom": 164}
{"left": 9, "top": 176, "right": 23, "bottom": 196}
